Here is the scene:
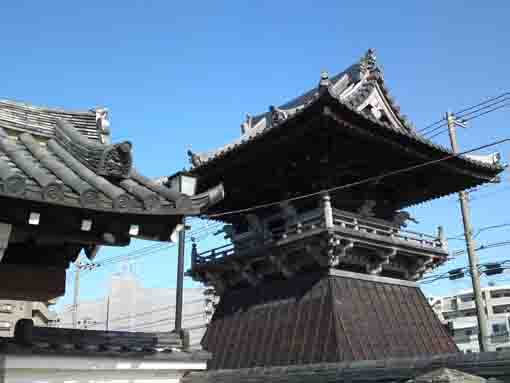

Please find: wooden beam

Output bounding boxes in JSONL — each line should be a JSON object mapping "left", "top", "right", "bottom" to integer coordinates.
{"left": 268, "top": 254, "right": 294, "bottom": 278}
{"left": 0, "top": 265, "right": 65, "bottom": 301}
{"left": 0, "top": 222, "right": 11, "bottom": 262}
{"left": 204, "top": 271, "right": 226, "bottom": 295}
{"left": 231, "top": 260, "right": 260, "bottom": 287}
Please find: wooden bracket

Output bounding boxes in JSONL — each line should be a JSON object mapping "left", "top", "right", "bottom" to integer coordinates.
{"left": 231, "top": 260, "right": 260, "bottom": 287}
{"left": 0, "top": 222, "right": 12, "bottom": 263}
{"left": 268, "top": 253, "right": 294, "bottom": 278}
{"left": 204, "top": 271, "right": 226, "bottom": 295}
{"left": 367, "top": 248, "right": 397, "bottom": 275}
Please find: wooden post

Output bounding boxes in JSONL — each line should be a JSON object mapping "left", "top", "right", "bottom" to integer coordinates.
{"left": 105, "top": 295, "right": 110, "bottom": 331}
{"left": 322, "top": 193, "right": 334, "bottom": 229}
{"left": 191, "top": 242, "right": 198, "bottom": 267}
{"left": 438, "top": 225, "right": 447, "bottom": 249}
{"left": 446, "top": 110, "right": 489, "bottom": 352}
{"left": 72, "top": 257, "right": 81, "bottom": 329}
{"left": 0, "top": 222, "right": 11, "bottom": 262}
{"left": 175, "top": 219, "right": 185, "bottom": 332}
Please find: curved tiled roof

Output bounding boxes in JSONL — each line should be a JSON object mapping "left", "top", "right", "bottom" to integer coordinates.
{"left": 187, "top": 49, "right": 501, "bottom": 174}
{"left": 0, "top": 99, "right": 104, "bottom": 142}
{"left": 0, "top": 103, "right": 224, "bottom": 216}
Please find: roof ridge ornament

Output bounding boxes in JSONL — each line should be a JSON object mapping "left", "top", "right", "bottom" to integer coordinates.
{"left": 95, "top": 107, "right": 111, "bottom": 144}
{"left": 359, "top": 48, "right": 378, "bottom": 77}
{"left": 55, "top": 118, "right": 133, "bottom": 179}
{"left": 269, "top": 105, "right": 288, "bottom": 126}
{"left": 318, "top": 70, "right": 330, "bottom": 93}
{"left": 187, "top": 149, "right": 203, "bottom": 168}
{"left": 241, "top": 114, "right": 253, "bottom": 135}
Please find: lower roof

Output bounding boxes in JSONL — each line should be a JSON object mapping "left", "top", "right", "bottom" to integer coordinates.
{"left": 189, "top": 94, "right": 502, "bottom": 222}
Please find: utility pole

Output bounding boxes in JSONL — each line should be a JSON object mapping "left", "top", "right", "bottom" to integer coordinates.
{"left": 105, "top": 295, "right": 110, "bottom": 331}
{"left": 446, "top": 111, "right": 489, "bottom": 352}
{"left": 72, "top": 257, "right": 81, "bottom": 329}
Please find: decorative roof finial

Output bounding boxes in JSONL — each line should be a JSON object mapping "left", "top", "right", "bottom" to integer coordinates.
{"left": 241, "top": 113, "right": 252, "bottom": 135}
{"left": 319, "top": 70, "right": 330, "bottom": 90}
{"left": 359, "top": 48, "right": 377, "bottom": 76}
{"left": 95, "top": 107, "right": 111, "bottom": 144}
{"left": 187, "top": 149, "right": 203, "bottom": 168}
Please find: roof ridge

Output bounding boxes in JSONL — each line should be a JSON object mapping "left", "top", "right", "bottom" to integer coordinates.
{"left": 0, "top": 99, "right": 97, "bottom": 115}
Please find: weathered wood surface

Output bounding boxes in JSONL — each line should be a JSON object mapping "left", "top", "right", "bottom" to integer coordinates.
{"left": 202, "top": 272, "right": 457, "bottom": 370}
{"left": 0, "top": 265, "right": 65, "bottom": 301}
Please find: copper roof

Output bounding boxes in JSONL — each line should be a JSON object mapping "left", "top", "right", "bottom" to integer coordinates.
{"left": 202, "top": 271, "right": 457, "bottom": 370}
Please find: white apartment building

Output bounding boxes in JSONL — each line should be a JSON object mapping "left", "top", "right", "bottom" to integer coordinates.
{"left": 429, "top": 284, "right": 510, "bottom": 353}
{"left": 0, "top": 300, "right": 56, "bottom": 337}
{"left": 55, "top": 271, "right": 214, "bottom": 349}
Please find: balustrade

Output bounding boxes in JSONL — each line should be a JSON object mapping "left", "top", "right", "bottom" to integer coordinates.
{"left": 192, "top": 205, "right": 446, "bottom": 267}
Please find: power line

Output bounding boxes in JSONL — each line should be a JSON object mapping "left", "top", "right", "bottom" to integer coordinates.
{"left": 79, "top": 221, "right": 223, "bottom": 273}
{"left": 446, "top": 222, "right": 510, "bottom": 241}
{"left": 57, "top": 300, "right": 207, "bottom": 328}
{"left": 206, "top": 138, "right": 510, "bottom": 219}
{"left": 424, "top": 100, "right": 510, "bottom": 140}
{"left": 418, "top": 93, "right": 510, "bottom": 140}
{"left": 421, "top": 260, "right": 510, "bottom": 285}
{"left": 418, "top": 92, "right": 510, "bottom": 135}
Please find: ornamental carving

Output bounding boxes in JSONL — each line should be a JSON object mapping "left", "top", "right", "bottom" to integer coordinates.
{"left": 269, "top": 105, "right": 287, "bottom": 125}
{"left": 359, "top": 48, "right": 378, "bottom": 75}
{"left": 55, "top": 119, "right": 133, "bottom": 179}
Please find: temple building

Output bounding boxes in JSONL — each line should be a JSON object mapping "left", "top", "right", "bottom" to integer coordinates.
{"left": 182, "top": 49, "right": 504, "bottom": 370}
{"left": 0, "top": 99, "right": 224, "bottom": 382}
{"left": 0, "top": 99, "right": 223, "bottom": 303}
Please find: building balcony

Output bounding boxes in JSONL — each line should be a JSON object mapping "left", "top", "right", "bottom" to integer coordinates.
{"left": 189, "top": 196, "right": 448, "bottom": 293}
{"left": 454, "top": 334, "right": 479, "bottom": 344}
{"left": 457, "top": 300, "right": 477, "bottom": 311}
{"left": 490, "top": 332, "right": 510, "bottom": 345}
{"left": 490, "top": 296, "right": 510, "bottom": 307}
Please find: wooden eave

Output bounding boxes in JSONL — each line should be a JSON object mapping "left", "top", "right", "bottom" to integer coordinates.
{"left": 188, "top": 92, "right": 502, "bottom": 220}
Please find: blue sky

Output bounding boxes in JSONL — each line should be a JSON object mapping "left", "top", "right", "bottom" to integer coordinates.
{"left": 2, "top": 2, "right": 510, "bottom": 305}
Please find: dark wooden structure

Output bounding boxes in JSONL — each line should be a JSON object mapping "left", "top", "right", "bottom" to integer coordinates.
{"left": 203, "top": 270, "right": 456, "bottom": 369}
{"left": 0, "top": 99, "right": 224, "bottom": 301}
{"left": 177, "top": 49, "right": 504, "bottom": 368}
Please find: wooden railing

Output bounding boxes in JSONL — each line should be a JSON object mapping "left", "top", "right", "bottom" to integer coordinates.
{"left": 192, "top": 207, "right": 445, "bottom": 266}
{"left": 331, "top": 208, "right": 443, "bottom": 249}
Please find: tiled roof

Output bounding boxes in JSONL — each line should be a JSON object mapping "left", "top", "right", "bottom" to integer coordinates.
{"left": 0, "top": 99, "right": 103, "bottom": 141}
{"left": 6, "top": 324, "right": 210, "bottom": 361}
{"left": 184, "top": 353, "right": 510, "bottom": 383}
{"left": 187, "top": 50, "right": 502, "bottom": 174}
{"left": 0, "top": 105, "right": 223, "bottom": 215}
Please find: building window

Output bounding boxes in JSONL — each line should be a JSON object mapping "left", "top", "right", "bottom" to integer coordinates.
{"left": 493, "top": 305, "right": 510, "bottom": 314}
{"left": 492, "top": 323, "right": 507, "bottom": 334}
{"left": 0, "top": 304, "right": 13, "bottom": 313}
{"left": 0, "top": 321, "right": 11, "bottom": 331}
{"left": 459, "top": 294, "right": 475, "bottom": 302}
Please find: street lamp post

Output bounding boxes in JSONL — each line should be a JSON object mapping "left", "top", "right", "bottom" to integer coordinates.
{"left": 167, "top": 173, "right": 197, "bottom": 333}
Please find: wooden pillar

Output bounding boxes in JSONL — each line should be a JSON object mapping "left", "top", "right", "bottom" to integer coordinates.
{"left": 0, "top": 222, "right": 12, "bottom": 262}
{"left": 322, "top": 193, "right": 334, "bottom": 229}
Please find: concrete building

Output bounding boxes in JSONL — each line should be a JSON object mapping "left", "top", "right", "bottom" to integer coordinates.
{"left": 0, "top": 300, "right": 56, "bottom": 337}
{"left": 55, "top": 271, "right": 212, "bottom": 348}
{"left": 429, "top": 284, "right": 510, "bottom": 353}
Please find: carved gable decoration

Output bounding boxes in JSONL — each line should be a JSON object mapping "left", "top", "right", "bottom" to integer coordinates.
{"left": 55, "top": 118, "right": 132, "bottom": 179}
{"left": 356, "top": 82, "right": 409, "bottom": 132}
